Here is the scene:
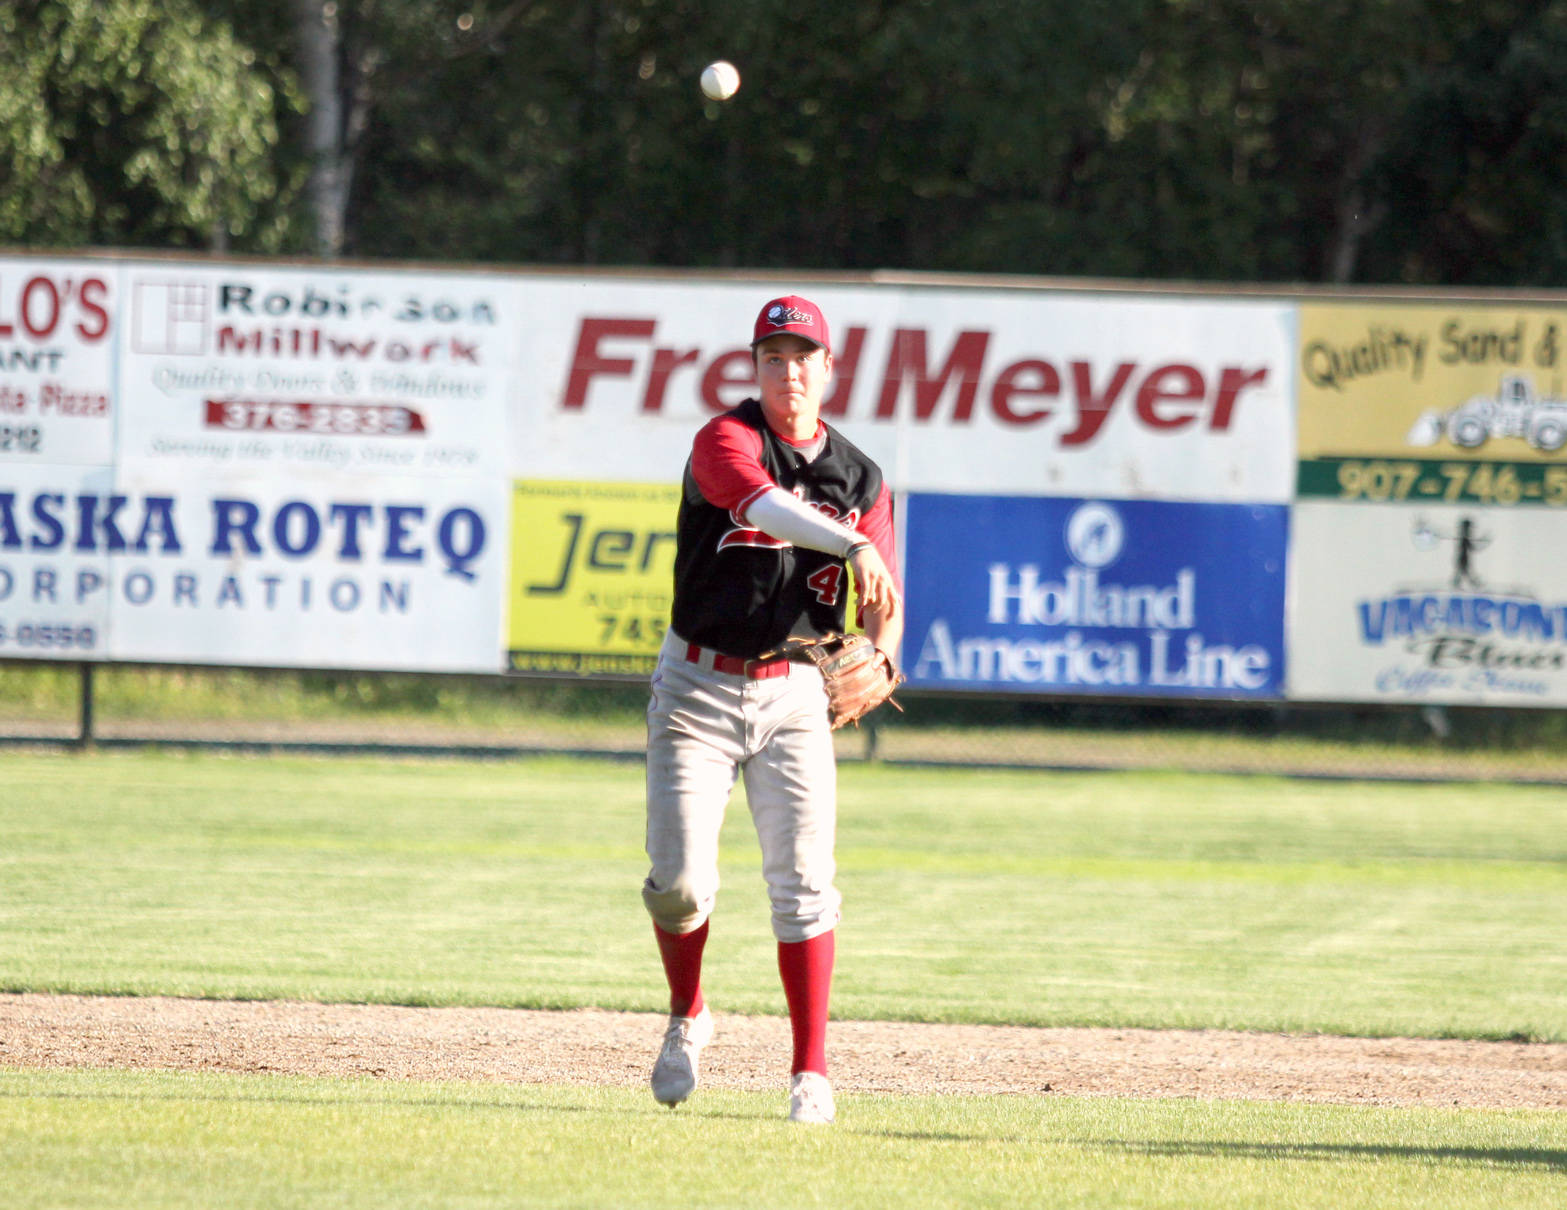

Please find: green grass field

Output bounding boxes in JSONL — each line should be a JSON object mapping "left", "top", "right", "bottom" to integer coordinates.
{"left": 1, "top": 749, "right": 1563, "bottom": 1207}
{"left": 3, "top": 1070, "right": 1562, "bottom": 1210}
{"left": 3, "top": 750, "right": 1561, "bottom": 1037}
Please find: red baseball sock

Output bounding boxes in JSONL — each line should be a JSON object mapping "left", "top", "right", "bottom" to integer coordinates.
{"left": 654, "top": 920, "right": 708, "bottom": 1018}
{"left": 778, "top": 929, "right": 835, "bottom": 1076}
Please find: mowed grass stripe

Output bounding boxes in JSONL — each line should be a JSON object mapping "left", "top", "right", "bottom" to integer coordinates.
{"left": 0, "top": 751, "right": 1562, "bottom": 1038}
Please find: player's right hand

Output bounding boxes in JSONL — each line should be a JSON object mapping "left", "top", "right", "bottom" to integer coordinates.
{"left": 848, "top": 544, "right": 901, "bottom": 620}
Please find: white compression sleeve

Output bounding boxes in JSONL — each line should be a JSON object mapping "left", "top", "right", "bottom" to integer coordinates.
{"left": 745, "top": 487, "right": 870, "bottom": 559}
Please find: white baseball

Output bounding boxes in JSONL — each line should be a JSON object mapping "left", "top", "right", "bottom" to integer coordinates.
{"left": 700, "top": 60, "right": 740, "bottom": 101}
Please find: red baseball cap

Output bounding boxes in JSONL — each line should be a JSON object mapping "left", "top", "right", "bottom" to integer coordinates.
{"left": 751, "top": 295, "right": 831, "bottom": 353}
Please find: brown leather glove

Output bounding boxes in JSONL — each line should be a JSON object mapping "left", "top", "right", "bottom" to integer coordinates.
{"left": 765, "top": 633, "right": 905, "bottom": 730}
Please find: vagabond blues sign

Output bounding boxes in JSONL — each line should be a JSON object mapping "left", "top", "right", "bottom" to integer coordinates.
{"left": 1289, "top": 501, "right": 1567, "bottom": 705}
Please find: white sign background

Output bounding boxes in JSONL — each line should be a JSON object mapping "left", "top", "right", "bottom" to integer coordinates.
{"left": 0, "top": 461, "right": 115, "bottom": 661}
{"left": 509, "top": 278, "right": 1297, "bottom": 502}
{"left": 1288, "top": 501, "right": 1567, "bottom": 706}
{"left": 116, "top": 261, "right": 522, "bottom": 479}
{"left": 102, "top": 468, "right": 510, "bottom": 672}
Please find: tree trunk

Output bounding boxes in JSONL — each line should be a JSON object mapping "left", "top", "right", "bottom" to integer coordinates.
{"left": 294, "top": 0, "right": 348, "bottom": 257}
{"left": 1326, "top": 121, "right": 1388, "bottom": 284}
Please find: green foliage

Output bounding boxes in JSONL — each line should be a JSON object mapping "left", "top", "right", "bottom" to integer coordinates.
{"left": 348, "top": 0, "right": 1158, "bottom": 270}
{"left": 322, "top": 0, "right": 1567, "bottom": 283}
{"left": 0, "top": 0, "right": 299, "bottom": 249}
{"left": 7, "top": 1, "right": 1567, "bottom": 279}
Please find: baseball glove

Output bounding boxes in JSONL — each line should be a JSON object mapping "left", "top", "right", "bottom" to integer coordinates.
{"left": 764, "top": 632, "right": 905, "bottom": 730}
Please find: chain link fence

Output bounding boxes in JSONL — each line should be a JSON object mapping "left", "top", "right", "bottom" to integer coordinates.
{"left": 4, "top": 663, "right": 1565, "bottom": 785}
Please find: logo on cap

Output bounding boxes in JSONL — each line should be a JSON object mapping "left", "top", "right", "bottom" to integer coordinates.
{"left": 767, "top": 303, "right": 815, "bottom": 328}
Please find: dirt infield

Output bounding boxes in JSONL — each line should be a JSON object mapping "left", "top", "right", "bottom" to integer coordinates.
{"left": 2, "top": 993, "right": 1563, "bottom": 1109}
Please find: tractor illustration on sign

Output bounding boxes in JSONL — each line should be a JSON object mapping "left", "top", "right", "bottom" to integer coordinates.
{"left": 1406, "top": 375, "right": 1567, "bottom": 452}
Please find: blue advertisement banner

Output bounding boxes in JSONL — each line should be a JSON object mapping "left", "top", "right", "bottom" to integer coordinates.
{"left": 903, "top": 494, "right": 1289, "bottom": 698}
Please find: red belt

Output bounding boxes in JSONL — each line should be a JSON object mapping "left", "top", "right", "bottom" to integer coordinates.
{"left": 684, "top": 642, "right": 791, "bottom": 679}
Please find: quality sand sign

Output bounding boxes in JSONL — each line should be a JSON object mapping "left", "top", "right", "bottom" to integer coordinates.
{"left": 1297, "top": 301, "right": 1567, "bottom": 507}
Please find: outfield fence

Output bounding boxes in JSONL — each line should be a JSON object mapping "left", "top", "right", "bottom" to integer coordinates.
{"left": 4, "top": 662, "right": 1565, "bottom": 786}
{"left": 5, "top": 258, "right": 1567, "bottom": 784}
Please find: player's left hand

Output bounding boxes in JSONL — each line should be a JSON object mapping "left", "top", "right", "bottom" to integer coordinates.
{"left": 764, "top": 632, "right": 905, "bottom": 729}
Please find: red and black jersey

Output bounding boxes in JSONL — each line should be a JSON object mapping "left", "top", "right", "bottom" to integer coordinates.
{"left": 671, "top": 398, "right": 897, "bottom": 658}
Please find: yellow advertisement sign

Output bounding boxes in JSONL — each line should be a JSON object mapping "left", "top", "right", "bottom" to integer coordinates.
{"left": 1298, "top": 302, "right": 1567, "bottom": 461}
{"left": 507, "top": 480, "right": 679, "bottom": 677}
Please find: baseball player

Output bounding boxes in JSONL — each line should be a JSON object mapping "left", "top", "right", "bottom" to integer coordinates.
{"left": 642, "top": 294, "right": 902, "bottom": 1124}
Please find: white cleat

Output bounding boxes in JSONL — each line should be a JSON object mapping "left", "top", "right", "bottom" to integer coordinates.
{"left": 787, "top": 1071, "right": 835, "bottom": 1124}
{"left": 650, "top": 1006, "right": 713, "bottom": 1106}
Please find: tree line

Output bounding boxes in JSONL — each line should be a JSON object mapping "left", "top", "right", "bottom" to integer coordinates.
{"left": 4, "top": 0, "right": 1566, "bottom": 287}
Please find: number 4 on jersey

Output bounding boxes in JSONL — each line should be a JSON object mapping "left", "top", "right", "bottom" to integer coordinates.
{"left": 806, "top": 563, "right": 843, "bottom": 605}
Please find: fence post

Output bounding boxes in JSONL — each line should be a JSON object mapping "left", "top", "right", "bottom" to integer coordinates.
{"left": 78, "top": 663, "right": 95, "bottom": 749}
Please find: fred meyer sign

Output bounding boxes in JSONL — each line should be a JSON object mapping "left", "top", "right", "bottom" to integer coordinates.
{"left": 512, "top": 281, "right": 1296, "bottom": 502}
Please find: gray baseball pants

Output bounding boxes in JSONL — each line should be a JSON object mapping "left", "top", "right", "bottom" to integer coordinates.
{"left": 643, "top": 628, "right": 842, "bottom": 945}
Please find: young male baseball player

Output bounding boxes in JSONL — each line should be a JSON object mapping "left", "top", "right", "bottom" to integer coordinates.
{"left": 642, "top": 294, "right": 902, "bottom": 1124}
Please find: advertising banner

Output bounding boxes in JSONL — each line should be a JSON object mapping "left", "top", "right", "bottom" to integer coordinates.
{"left": 0, "top": 462, "right": 116, "bottom": 661}
{"left": 0, "top": 257, "right": 115, "bottom": 467}
{"left": 21, "top": 254, "right": 1567, "bottom": 710}
{"left": 116, "top": 261, "right": 519, "bottom": 479}
{"left": 511, "top": 279, "right": 1296, "bottom": 502}
{"left": 507, "top": 479, "right": 679, "bottom": 677}
{"left": 99, "top": 469, "right": 509, "bottom": 672}
{"left": 1297, "top": 302, "right": 1567, "bottom": 508}
{"left": 903, "top": 493, "right": 1288, "bottom": 698}
{"left": 1288, "top": 501, "right": 1567, "bottom": 706}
